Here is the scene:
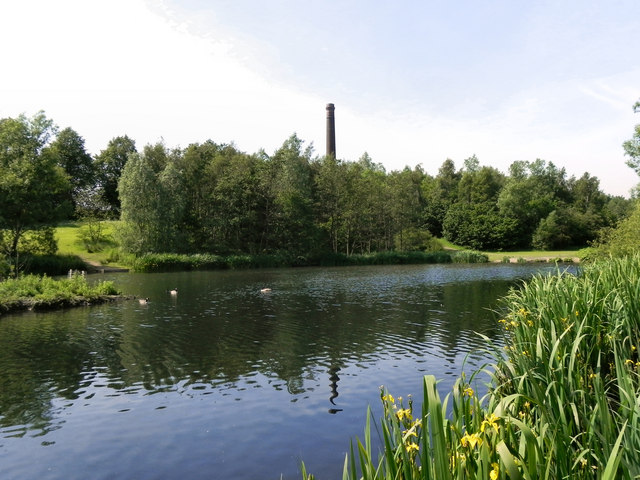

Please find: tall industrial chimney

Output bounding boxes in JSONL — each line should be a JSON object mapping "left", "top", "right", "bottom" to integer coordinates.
{"left": 326, "top": 103, "right": 336, "bottom": 158}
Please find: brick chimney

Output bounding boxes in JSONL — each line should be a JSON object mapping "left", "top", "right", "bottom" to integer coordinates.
{"left": 326, "top": 103, "right": 336, "bottom": 158}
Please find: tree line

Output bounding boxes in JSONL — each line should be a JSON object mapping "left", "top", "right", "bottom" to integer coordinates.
{"left": 1, "top": 109, "right": 639, "bottom": 271}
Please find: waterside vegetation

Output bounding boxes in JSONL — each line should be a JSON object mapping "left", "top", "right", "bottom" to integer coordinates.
{"left": 304, "top": 253, "right": 640, "bottom": 479}
{"left": 2, "top": 111, "right": 637, "bottom": 279}
{"left": 0, "top": 273, "right": 121, "bottom": 315}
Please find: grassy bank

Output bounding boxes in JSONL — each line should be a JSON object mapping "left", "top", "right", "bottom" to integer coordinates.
{"left": 0, "top": 273, "right": 122, "bottom": 315}
{"left": 56, "top": 221, "right": 127, "bottom": 268}
{"left": 52, "top": 222, "right": 579, "bottom": 274}
{"left": 128, "top": 250, "right": 489, "bottom": 273}
{"left": 305, "top": 254, "right": 640, "bottom": 479}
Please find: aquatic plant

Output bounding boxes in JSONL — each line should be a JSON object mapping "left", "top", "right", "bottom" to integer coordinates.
{"left": 303, "top": 254, "right": 640, "bottom": 479}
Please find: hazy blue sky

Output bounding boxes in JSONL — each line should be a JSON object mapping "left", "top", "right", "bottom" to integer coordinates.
{"left": 1, "top": 0, "right": 639, "bottom": 196}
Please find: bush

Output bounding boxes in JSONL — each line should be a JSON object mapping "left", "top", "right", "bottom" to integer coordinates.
{"left": 451, "top": 250, "right": 489, "bottom": 263}
{"left": 394, "top": 228, "right": 441, "bottom": 252}
{"left": 0, "top": 273, "right": 120, "bottom": 313}
{"left": 590, "top": 200, "right": 640, "bottom": 258}
{"left": 21, "top": 254, "right": 87, "bottom": 276}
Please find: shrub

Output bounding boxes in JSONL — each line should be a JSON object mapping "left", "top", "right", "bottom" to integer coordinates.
{"left": 21, "top": 254, "right": 87, "bottom": 276}
{"left": 451, "top": 250, "right": 489, "bottom": 263}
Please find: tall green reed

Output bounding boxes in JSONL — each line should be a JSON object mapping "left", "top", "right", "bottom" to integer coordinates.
{"left": 303, "top": 254, "right": 640, "bottom": 479}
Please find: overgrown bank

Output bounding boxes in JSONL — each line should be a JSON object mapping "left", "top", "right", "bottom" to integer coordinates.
{"left": 127, "top": 249, "right": 489, "bottom": 273}
{"left": 304, "top": 254, "right": 640, "bottom": 479}
{"left": 0, "top": 274, "right": 122, "bottom": 315}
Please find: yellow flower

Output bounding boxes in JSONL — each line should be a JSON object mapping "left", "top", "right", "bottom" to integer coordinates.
{"left": 460, "top": 432, "right": 483, "bottom": 449}
{"left": 575, "top": 310, "right": 579, "bottom": 316}
{"left": 382, "top": 394, "right": 395, "bottom": 404}
{"left": 625, "top": 359, "right": 635, "bottom": 367}
{"left": 490, "top": 462, "right": 499, "bottom": 480}
{"left": 463, "top": 386, "right": 474, "bottom": 397}
{"left": 481, "top": 413, "right": 500, "bottom": 433}
{"left": 405, "top": 442, "right": 419, "bottom": 453}
{"left": 403, "top": 429, "right": 418, "bottom": 438}
{"left": 396, "top": 408, "right": 412, "bottom": 421}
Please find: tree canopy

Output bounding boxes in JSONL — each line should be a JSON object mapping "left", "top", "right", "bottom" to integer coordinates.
{"left": 0, "top": 112, "right": 71, "bottom": 272}
{"left": 0, "top": 111, "right": 634, "bottom": 267}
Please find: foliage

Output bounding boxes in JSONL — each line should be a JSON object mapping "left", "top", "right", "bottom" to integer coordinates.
{"left": 93, "top": 135, "right": 137, "bottom": 217}
{"left": 450, "top": 250, "right": 489, "bottom": 263}
{"left": 590, "top": 200, "right": 640, "bottom": 258}
{"left": 77, "top": 219, "right": 114, "bottom": 252}
{"left": 117, "top": 144, "right": 185, "bottom": 254}
{"left": 394, "top": 227, "right": 441, "bottom": 252}
{"left": 305, "top": 254, "right": 640, "bottom": 479}
{"left": 130, "top": 250, "right": 457, "bottom": 272}
{"left": 48, "top": 127, "right": 95, "bottom": 212}
{"left": 443, "top": 202, "right": 519, "bottom": 251}
{"left": 623, "top": 98, "right": 640, "bottom": 179}
{"left": 3, "top": 112, "right": 631, "bottom": 262}
{"left": 0, "top": 273, "right": 120, "bottom": 313}
{"left": 0, "top": 112, "right": 72, "bottom": 274}
{"left": 18, "top": 254, "right": 87, "bottom": 275}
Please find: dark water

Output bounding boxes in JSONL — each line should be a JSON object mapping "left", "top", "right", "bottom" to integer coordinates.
{"left": 0, "top": 263, "right": 572, "bottom": 479}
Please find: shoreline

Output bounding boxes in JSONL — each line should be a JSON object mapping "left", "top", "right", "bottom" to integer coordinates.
{"left": 0, "top": 295, "right": 132, "bottom": 316}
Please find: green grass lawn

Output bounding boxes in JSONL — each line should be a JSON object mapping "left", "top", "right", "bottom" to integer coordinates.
{"left": 55, "top": 221, "right": 127, "bottom": 267}
{"left": 436, "top": 238, "right": 581, "bottom": 262}
{"left": 484, "top": 249, "right": 582, "bottom": 262}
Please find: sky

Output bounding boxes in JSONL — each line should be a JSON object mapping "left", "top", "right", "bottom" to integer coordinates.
{"left": 1, "top": 0, "right": 639, "bottom": 197}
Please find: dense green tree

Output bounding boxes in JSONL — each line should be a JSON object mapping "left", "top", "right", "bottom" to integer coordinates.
{"left": 313, "top": 155, "right": 348, "bottom": 253}
{"left": 388, "top": 166, "right": 425, "bottom": 251}
{"left": 208, "top": 146, "right": 262, "bottom": 253}
{"left": 0, "top": 112, "right": 71, "bottom": 273}
{"left": 422, "top": 159, "right": 460, "bottom": 237}
{"left": 117, "top": 143, "right": 185, "bottom": 254}
{"left": 443, "top": 202, "right": 518, "bottom": 250}
{"left": 591, "top": 200, "right": 640, "bottom": 258}
{"left": 176, "top": 140, "right": 224, "bottom": 250}
{"left": 94, "top": 135, "right": 137, "bottom": 217}
{"left": 48, "top": 127, "right": 94, "bottom": 213}
{"left": 497, "top": 159, "right": 570, "bottom": 247}
{"left": 267, "top": 134, "right": 317, "bottom": 254}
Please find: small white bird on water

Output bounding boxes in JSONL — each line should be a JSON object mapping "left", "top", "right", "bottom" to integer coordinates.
{"left": 139, "top": 297, "right": 149, "bottom": 305}
{"left": 260, "top": 288, "right": 272, "bottom": 293}
{"left": 169, "top": 288, "right": 178, "bottom": 295}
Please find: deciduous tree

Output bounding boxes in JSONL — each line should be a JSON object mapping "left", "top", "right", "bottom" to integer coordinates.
{"left": 0, "top": 112, "right": 71, "bottom": 273}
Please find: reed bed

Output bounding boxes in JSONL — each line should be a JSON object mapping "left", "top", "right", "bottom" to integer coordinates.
{"left": 129, "top": 250, "right": 487, "bottom": 272}
{"left": 304, "top": 254, "right": 640, "bottom": 479}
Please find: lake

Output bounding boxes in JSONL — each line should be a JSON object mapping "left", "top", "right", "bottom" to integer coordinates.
{"left": 0, "top": 263, "right": 573, "bottom": 479}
